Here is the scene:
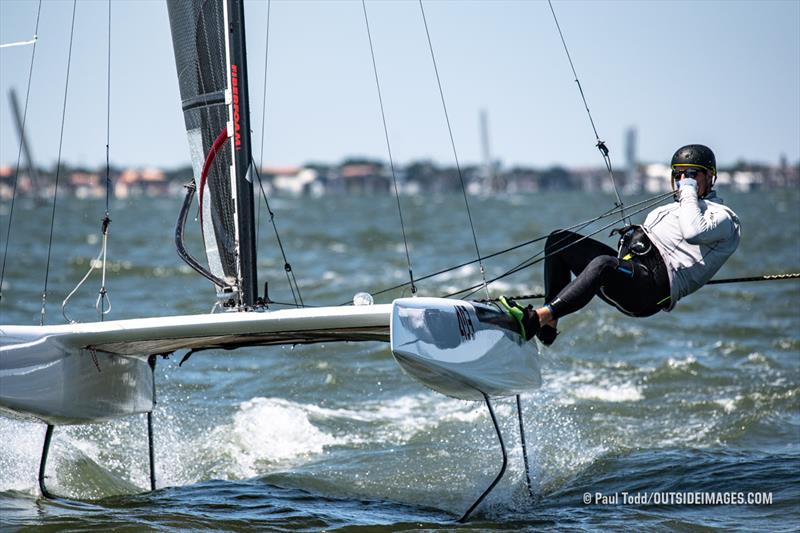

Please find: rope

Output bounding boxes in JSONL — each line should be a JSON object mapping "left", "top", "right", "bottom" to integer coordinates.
{"left": 449, "top": 191, "right": 673, "bottom": 300}
{"left": 362, "top": 0, "right": 416, "bottom": 294}
{"left": 252, "top": 163, "right": 304, "bottom": 307}
{"left": 419, "top": 0, "right": 489, "bottom": 298}
{"left": 61, "top": 247, "right": 110, "bottom": 322}
{"left": 547, "top": 0, "right": 626, "bottom": 224}
{"left": 256, "top": 0, "right": 271, "bottom": 239}
{"left": 707, "top": 273, "right": 800, "bottom": 285}
{"left": 476, "top": 273, "right": 800, "bottom": 304}
{"left": 252, "top": 0, "right": 302, "bottom": 307}
{"left": 347, "top": 191, "right": 673, "bottom": 305}
{"left": 0, "top": 0, "right": 42, "bottom": 305}
{"left": 40, "top": 0, "right": 77, "bottom": 326}
{"left": 0, "top": 37, "right": 38, "bottom": 49}
{"left": 98, "top": 0, "right": 112, "bottom": 320}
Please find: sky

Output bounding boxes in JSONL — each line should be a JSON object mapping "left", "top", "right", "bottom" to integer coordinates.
{"left": 0, "top": 0, "right": 798, "bottom": 171}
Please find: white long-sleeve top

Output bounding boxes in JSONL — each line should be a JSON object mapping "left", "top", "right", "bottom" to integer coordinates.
{"left": 641, "top": 181, "right": 741, "bottom": 310}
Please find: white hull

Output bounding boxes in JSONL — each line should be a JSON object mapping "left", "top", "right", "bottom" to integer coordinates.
{"left": 1, "top": 304, "right": 391, "bottom": 425}
{"left": 2, "top": 299, "right": 542, "bottom": 424}
{"left": 391, "top": 298, "right": 541, "bottom": 401}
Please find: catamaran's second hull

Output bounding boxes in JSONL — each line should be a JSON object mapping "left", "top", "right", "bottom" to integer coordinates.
{"left": 0, "top": 330, "right": 154, "bottom": 425}
{"left": 391, "top": 298, "right": 542, "bottom": 401}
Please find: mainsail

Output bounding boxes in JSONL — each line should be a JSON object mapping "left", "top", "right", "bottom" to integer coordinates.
{"left": 167, "top": 0, "right": 258, "bottom": 305}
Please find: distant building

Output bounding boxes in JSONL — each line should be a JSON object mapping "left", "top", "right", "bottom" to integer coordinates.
{"left": 264, "top": 166, "right": 321, "bottom": 196}
{"left": 115, "top": 168, "right": 168, "bottom": 198}
{"left": 336, "top": 162, "right": 390, "bottom": 194}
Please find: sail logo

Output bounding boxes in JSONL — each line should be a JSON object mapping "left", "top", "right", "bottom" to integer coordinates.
{"left": 455, "top": 305, "right": 475, "bottom": 341}
{"left": 231, "top": 64, "right": 242, "bottom": 150}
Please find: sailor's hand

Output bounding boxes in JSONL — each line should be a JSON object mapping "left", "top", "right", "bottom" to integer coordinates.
{"left": 677, "top": 177, "right": 697, "bottom": 190}
{"left": 676, "top": 178, "right": 700, "bottom": 198}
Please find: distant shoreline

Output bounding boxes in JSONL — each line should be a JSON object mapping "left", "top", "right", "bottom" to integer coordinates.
{"left": 1, "top": 157, "right": 797, "bottom": 199}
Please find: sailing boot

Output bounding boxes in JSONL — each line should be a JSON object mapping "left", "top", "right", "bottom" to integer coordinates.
{"left": 537, "top": 325, "right": 559, "bottom": 346}
{"left": 498, "top": 296, "right": 539, "bottom": 341}
{"left": 536, "top": 300, "right": 560, "bottom": 346}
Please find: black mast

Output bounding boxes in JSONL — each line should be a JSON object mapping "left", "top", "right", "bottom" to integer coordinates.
{"left": 227, "top": 0, "right": 258, "bottom": 306}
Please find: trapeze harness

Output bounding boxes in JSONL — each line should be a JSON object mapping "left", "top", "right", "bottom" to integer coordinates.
{"left": 543, "top": 226, "right": 671, "bottom": 319}
{"left": 608, "top": 225, "right": 672, "bottom": 316}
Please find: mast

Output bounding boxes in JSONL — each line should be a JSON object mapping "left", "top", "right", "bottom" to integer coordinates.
{"left": 225, "top": 0, "right": 258, "bottom": 306}
{"left": 8, "top": 88, "right": 41, "bottom": 194}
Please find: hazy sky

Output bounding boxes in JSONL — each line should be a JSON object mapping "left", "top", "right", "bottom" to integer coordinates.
{"left": 0, "top": 0, "right": 798, "bottom": 171}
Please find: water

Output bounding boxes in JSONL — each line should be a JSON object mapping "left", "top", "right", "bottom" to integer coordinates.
{"left": 1, "top": 190, "right": 798, "bottom": 531}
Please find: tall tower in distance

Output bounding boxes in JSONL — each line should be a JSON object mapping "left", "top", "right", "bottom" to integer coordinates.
{"left": 479, "top": 109, "right": 495, "bottom": 186}
{"left": 624, "top": 126, "right": 638, "bottom": 190}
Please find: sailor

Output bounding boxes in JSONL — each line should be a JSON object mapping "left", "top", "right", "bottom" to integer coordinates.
{"left": 501, "top": 144, "right": 741, "bottom": 345}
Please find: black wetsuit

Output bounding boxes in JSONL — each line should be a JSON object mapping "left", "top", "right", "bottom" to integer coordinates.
{"left": 544, "top": 229, "right": 670, "bottom": 319}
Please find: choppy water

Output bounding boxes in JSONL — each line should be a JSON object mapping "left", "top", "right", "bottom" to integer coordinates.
{"left": 1, "top": 190, "right": 798, "bottom": 531}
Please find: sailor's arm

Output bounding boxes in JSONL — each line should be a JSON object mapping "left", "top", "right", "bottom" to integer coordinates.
{"left": 677, "top": 179, "right": 737, "bottom": 244}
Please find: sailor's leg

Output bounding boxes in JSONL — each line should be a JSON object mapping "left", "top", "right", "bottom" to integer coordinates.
{"left": 547, "top": 255, "right": 620, "bottom": 318}
{"left": 38, "top": 424, "right": 55, "bottom": 499}
{"left": 515, "top": 395, "right": 535, "bottom": 500}
{"left": 458, "top": 394, "right": 508, "bottom": 523}
{"left": 543, "top": 230, "right": 616, "bottom": 303}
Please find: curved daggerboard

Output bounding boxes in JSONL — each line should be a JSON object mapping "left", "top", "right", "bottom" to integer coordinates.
{"left": 390, "top": 297, "right": 542, "bottom": 401}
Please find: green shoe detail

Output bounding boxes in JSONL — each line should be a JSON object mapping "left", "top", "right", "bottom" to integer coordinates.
{"left": 498, "top": 296, "right": 526, "bottom": 340}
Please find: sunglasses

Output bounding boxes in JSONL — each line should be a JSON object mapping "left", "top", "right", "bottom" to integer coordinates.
{"left": 671, "top": 167, "right": 706, "bottom": 179}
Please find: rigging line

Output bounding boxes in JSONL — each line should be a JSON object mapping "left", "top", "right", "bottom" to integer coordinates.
{"left": 252, "top": 163, "right": 304, "bottom": 307}
{"left": 251, "top": 0, "right": 302, "bottom": 307}
{"left": 349, "top": 190, "right": 672, "bottom": 304}
{"left": 457, "top": 192, "right": 673, "bottom": 299}
{"left": 362, "top": 0, "right": 416, "bottom": 294}
{"left": 256, "top": 0, "right": 271, "bottom": 240}
{"left": 475, "top": 272, "right": 800, "bottom": 303}
{"left": 707, "top": 272, "right": 800, "bottom": 285}
{"left": 547, "top": 0, "right": 626, "bottom": 223}
{"left": 419, "top": 0, "right": 489, "bottom": 299}
{"left": 487, "top": 192, "right": 672, "bottom": 291}
{"left": 61, "top": 246, "right": 109, "bottom": 323}
{"left": 0, "top": 0, "right": 42, "bottom": 305}
{"left": 0, "top": 37, "right": 38, "bottom": 49}
{"left": 99, "top": 0, "right": 112, "bottom": 321}
{"left": 450, "top": 191, "right": 673, "bottom": 299}
{"left": 452, "top": 192, "right": 673, "bottom": 300}
{"left": 40, "top": 0, "right": 77, "bottom": 326}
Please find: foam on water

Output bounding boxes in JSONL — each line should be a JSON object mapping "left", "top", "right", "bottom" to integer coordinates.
{"left": 209, "top": 397, "right": 340, "bottom": 478}
{"left": 572, "top": 383, "right": 644, "bottom": 402}
{"left": 0, "top": 418, "right": 43, "bottom": 494}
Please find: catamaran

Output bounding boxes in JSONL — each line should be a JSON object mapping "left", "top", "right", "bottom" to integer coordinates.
{"left": 0, "top": 0, "right": 541, "bottom": 521}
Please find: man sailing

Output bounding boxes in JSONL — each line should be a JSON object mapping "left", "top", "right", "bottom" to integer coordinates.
{"left": 502, "top": 144, "right": 741, "bottom": 345}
